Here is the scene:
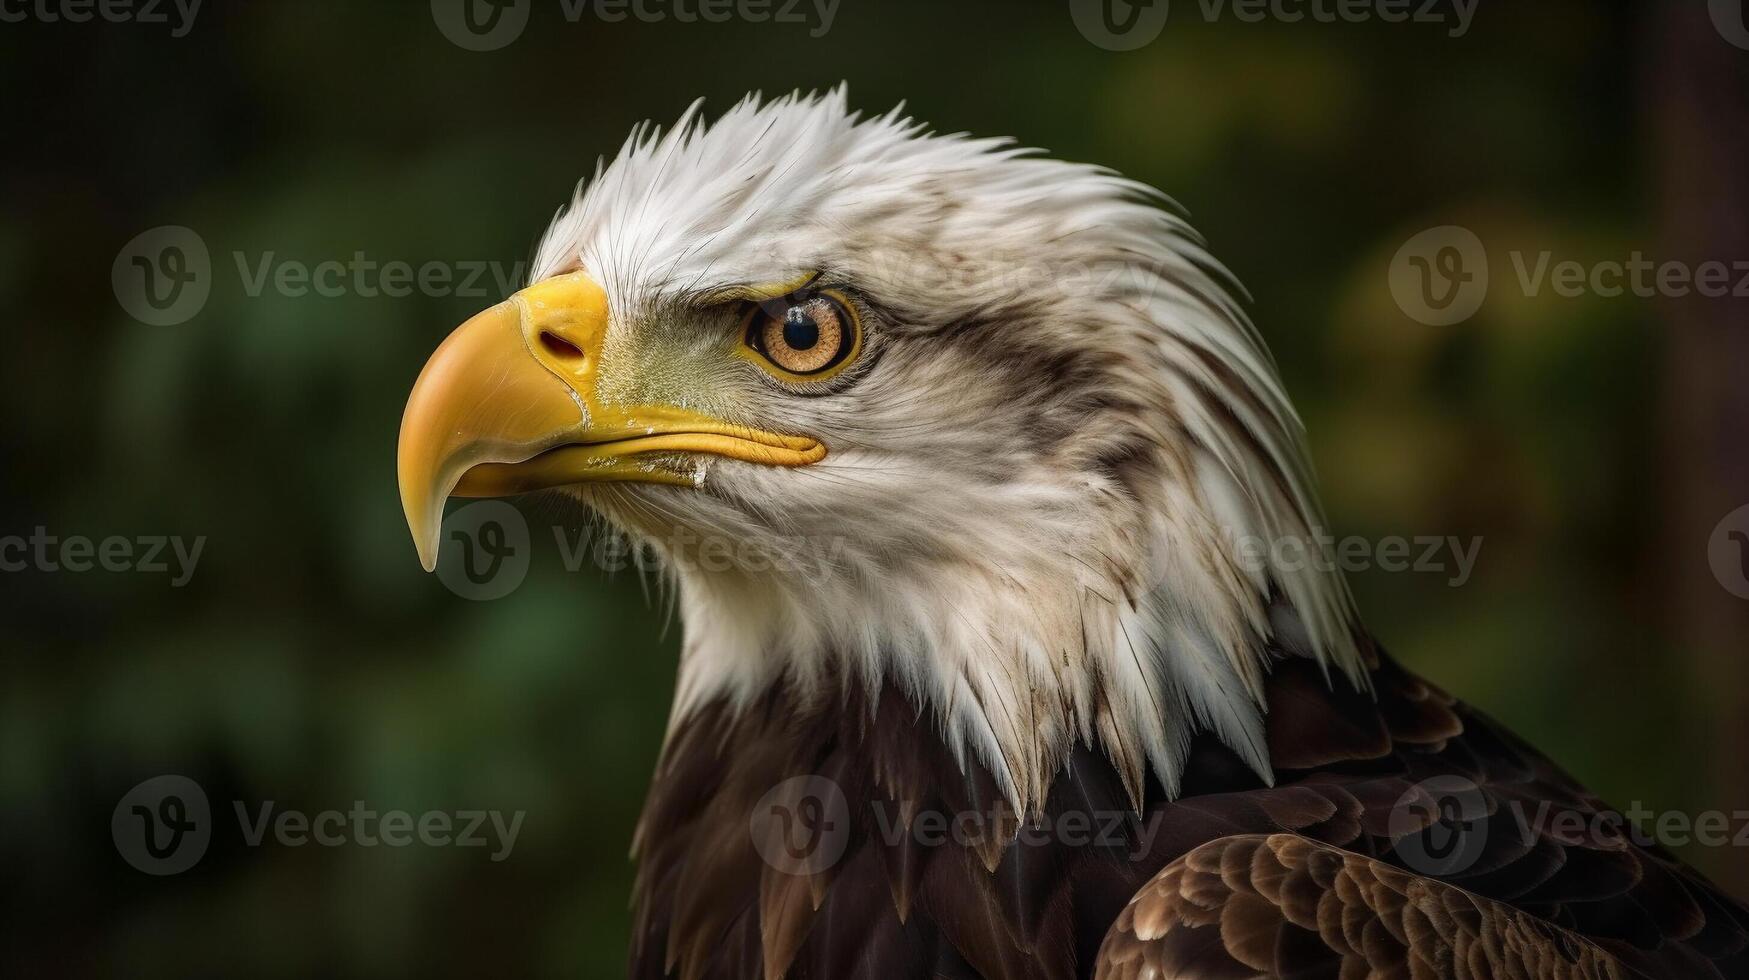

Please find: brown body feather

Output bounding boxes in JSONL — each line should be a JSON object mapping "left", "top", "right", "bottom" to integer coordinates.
{"left": 629, "top": 648, "right": 1749, "bottom": 979}
{"left": 1098, "top": 834, "right": 1629, "bottom": 980}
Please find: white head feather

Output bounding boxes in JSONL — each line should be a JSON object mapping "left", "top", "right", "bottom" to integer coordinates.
{"left": 532, "top": 88, "right": 1366, "bottom": 812}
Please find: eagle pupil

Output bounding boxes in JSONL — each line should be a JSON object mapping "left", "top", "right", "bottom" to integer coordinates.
{"left": 783, "top": 309, "right": 820, "bottom": 351}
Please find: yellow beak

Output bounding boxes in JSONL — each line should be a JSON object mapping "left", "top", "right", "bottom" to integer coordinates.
{"left": 397, "top": 271, "right": 826, "bottom": 570}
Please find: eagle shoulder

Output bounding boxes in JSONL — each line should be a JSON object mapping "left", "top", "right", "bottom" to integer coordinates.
{"left": 1095, "top": 832, "right": 1628, "bottom": 980}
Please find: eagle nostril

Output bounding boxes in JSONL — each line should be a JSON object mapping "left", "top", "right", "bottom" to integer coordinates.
{"left": 538, "top": 331, "right": 587, "bottom": 365}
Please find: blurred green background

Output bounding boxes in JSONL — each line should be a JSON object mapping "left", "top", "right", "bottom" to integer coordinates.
{"left": 4, "top": 0, "right": 1748, "bottom": 976}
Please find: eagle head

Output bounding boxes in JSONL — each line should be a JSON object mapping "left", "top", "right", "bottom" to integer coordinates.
{"left": 397, "top": 89, "right": 1364, "bottom": 809}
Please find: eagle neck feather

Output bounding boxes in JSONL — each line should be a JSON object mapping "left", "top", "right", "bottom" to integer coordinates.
{"left": 661, "top": 499, "right": 1363, "bottom": 816}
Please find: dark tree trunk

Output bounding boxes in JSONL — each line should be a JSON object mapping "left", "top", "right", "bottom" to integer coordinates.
{"left": 1649, "top": 1, "right": 1749, "bottom": 894}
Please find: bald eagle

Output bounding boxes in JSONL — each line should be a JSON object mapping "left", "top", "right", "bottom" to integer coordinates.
{"left": 397, "top": 91, "right": 1748, "bottom": 979}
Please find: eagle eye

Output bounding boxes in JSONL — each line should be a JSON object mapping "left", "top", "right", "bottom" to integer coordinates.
{"left": 743, "top": 290, "right": 859, "bottom": 380}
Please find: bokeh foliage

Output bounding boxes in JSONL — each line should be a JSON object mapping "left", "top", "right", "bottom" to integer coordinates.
{"left": 1, "top": 0, "right": 1742, "bottom": 976}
